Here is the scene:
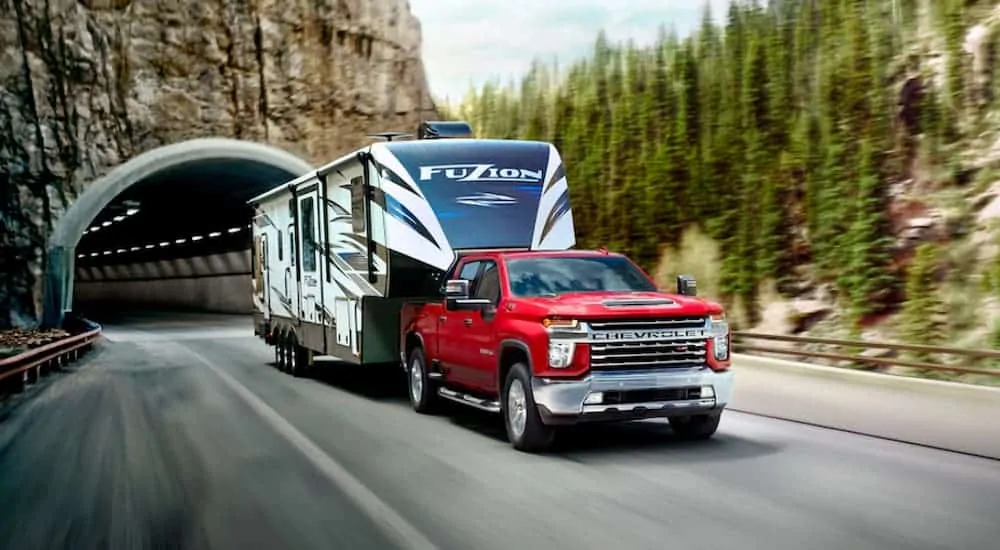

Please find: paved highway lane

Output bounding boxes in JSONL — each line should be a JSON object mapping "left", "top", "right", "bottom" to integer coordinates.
{"left": 1, "top": 313, "right": 998, "bottom": 550}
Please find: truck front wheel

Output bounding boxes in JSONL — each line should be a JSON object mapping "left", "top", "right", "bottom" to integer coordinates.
{"left": 669, "top": 412, "right": 722, "bottom": 440}
{"left": 407, "top": 347, "right": 439, "bottom": 414}
{"left": 503, "top": 363, "right": 555, "bottom": 453}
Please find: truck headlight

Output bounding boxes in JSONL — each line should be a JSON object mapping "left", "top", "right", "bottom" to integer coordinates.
{"left": 548, "top": 341, "right": 575, "bottom": 368}
{"left": 710, "top": 313, "right": 730, "bottom": 360}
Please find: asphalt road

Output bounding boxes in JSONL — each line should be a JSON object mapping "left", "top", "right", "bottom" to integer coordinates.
{"left": 1, "top": 312, "right": 998, "bottom": 550}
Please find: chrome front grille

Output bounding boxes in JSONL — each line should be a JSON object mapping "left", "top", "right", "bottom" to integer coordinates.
{"left": 588, "top": 317, "right": 709, "bottom": 371}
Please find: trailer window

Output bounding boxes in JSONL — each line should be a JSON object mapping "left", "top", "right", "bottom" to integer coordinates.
{"left": 277, "top": 231, "right": 283, "bottom": 261}
{"left": 301, "top": 196, "right": 317, "bottom": 272}
{"left": 289, "top": 228, "right": 296, "bottom": 267}
{"left": 350, "top": 176, "right": 366, "bottom": 234}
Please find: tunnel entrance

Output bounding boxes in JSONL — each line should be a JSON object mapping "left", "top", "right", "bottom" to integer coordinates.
{"left": 43, "top": 139, "right": 313, "bottom": 327}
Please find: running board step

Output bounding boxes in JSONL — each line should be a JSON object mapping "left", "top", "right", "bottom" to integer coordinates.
{"left": 438, "top": 388, "right": 501, "bottom": 413}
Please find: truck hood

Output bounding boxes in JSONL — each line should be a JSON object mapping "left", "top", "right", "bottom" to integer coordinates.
{"left": 523, "top": 291, "right": 718, "bottom": 318}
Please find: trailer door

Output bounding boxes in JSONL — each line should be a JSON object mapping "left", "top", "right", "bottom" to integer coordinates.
{"left": 296, "top": 185, "right": 322, "bottom": 325}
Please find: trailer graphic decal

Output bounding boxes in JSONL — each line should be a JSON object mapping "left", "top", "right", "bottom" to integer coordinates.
{"left": 269, "top": 285, "right": 295, "bottom": 316}
{"left": 538, "top": 188, "right": 572, "bottom": 244}
{"left": 383, "top": 140, "right": 552, "bottom": 251}
{"left": 384, "top": 194, "right": 441, "bottom": 249}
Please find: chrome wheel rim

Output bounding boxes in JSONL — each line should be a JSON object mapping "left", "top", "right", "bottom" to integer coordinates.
{"left": 507, "top": 379, "right": 527, "bottom": 438}
{"left": 409, "top": 357, "right": 424, "bottom": 403}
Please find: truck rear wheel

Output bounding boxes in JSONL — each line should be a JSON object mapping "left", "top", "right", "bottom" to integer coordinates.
{"left": 669, "top": 412, "right": 722, "bottom": 440}
{"left": 503, "top": 363, "right": 555, "bottom": 453}
{"left": 407, "top": 347, "right": 439, "bottom": 414}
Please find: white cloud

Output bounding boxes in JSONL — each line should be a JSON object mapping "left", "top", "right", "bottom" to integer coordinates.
{"left": 410, "top": 0, "right": 730, "bottom": 101}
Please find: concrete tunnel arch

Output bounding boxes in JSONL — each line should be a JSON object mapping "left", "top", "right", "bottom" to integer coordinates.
{"left": 42, "top": 138, "right": 314, "bottom": 327}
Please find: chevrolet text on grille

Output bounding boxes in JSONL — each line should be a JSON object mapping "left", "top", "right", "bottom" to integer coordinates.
{"left": 590, "top": 328, "right": 709, "bottom": 341}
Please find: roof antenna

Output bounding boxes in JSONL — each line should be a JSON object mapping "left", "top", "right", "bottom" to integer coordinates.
{"left": 368, "top": 131, "right": 412, "bottom": 142}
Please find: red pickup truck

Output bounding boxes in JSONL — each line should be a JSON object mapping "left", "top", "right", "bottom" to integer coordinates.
{"left": 401, "top": 248, "right": 734, "bottom": 452}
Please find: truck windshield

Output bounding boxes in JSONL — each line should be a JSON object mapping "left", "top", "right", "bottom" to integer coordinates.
{"left": 505, "top": 256, "right": 657, "bottom": 297}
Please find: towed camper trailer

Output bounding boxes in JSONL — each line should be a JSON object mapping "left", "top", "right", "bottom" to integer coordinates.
{"left": 248, "top": 121, "right": 577, "bottom": 373}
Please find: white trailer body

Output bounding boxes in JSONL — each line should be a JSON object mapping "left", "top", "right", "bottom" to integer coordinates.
{"left": 249, "top": 132, "right": 576, "bottom": 366}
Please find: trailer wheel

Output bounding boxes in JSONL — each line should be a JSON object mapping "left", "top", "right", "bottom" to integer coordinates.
{"left": 669, "top": 412, "right": 722, "bottom": 440}
{"left": 275, "top": 334, "right": 288, "bottom": 371}
{"left": 503, "top": 363, "right": 555, "bottom": 453}
{"left": 407, "top": 347, "right": 439, "bottom": 414}
{"left": 289, "top": 338, "right": 311, "bottom": 378}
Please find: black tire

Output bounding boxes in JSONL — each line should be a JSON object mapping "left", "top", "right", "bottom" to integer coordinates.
{"left": 293, "top": 342, "right": 312, "bottom": 378}
{"left": 275, "top": 335, "right": 288, "bottom": 371}
{"left": 502, "top": 363, "right": 555, "bottom": 453}
{"left": 669, "top": 412, "right": 722, "bottom": 440}
{"left": 287, "top": 336, "right": 310, "bottom": 378}
{"left": 407, "top": 347, "right": 439, "bottom": 413}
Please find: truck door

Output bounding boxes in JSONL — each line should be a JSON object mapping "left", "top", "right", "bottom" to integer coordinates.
{"left": 297, "top": 187, "right": 322, "bottom": 325}
{"left": 438, "top": 259, "right": 484, "bottom": 388}
{"left": 461, "top": 260, "right": 501, "bottom": 393}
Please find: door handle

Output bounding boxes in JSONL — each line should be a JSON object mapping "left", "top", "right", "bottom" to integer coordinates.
{"left": 463, "top": 318, "right": 473, "bottom": 327}
{"left": 439, "top": 316, "right": 447, "bottom": 323}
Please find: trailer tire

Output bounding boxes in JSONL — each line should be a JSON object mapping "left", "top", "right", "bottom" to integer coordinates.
{"left": 503, "top": 363, "right": 555, "bottom": 453}
{"left": 407, "top": 347, "right": 439, "bottom": 414}
{"left": 288, "top": 336, "right": 310, "bottom": 378}
{"left": 669, "top": 412, "right": 722, "bottom": 440}
{"left": 276, "top": 334, "right": 289, "bottom": 371}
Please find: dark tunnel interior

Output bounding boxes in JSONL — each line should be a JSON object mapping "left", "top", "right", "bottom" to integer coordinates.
{"left": 72, "top": 159, "right": 298, "bottom": 319}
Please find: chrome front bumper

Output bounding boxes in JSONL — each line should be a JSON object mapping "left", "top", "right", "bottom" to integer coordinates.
{"left": 532, "top": 367, "right": 734, "bottom": 425}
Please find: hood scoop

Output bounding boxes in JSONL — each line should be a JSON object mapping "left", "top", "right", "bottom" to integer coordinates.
{"left": 601, "top": 298, "right": 676, "bottom": 307}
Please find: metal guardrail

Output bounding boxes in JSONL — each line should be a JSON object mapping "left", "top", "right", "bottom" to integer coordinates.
{"left": 734, "top": 331, "right": 1000, "bottom": 377}
{"left": 0, "top": 325, "right": 102, "bottom": 396}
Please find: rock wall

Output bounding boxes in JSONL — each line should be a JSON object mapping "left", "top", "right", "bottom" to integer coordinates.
{"left": 0, "top": 0, "right": 437, "bottom": 327}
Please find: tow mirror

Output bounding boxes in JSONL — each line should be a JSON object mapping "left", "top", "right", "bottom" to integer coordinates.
{"left": 444, "top": 279, "right": 470, "bottom": 299}
{"left": 676, "top": 275, "right": 697, "bottom": 296}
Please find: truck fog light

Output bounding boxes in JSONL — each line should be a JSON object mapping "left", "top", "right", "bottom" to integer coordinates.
{"left": 548, "top": 341, "right": 575, "bottom": 368}
{"left": 584, "top": 392, "right": 603, "bottom": 405}
{"left": 701, "top": 386, "right": 715, "bottom": 398}
{"left": 713, "top": 334, "right": 729, "bottom": 360}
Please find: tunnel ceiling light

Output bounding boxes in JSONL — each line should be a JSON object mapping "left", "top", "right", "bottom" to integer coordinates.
{"left": 89, "top": 226, "right": 100, "bottom": 232}
{"left": 102, "top": 221, "right": 112, "bottom": 227}
{"left": 80, "top": 226, "right": 241, "bottom": 262}
{"left": 113, "top": 215, "right": 125, "bottom": 222}
{"left": 126, "top": 208, "right": 139, "bottom": 216}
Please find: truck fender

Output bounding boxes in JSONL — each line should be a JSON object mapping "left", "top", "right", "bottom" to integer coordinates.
{"left": 497, "top": 339, "right": 532, "bottom": 391}
{"left": 404, "top": 330, "right": 425, "bottom": 358}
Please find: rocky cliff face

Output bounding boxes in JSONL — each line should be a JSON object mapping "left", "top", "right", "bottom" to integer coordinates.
{"left": 0, "top": 0, "right": 437, "bottom": 327}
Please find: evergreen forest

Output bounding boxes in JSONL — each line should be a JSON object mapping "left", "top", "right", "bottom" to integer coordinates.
{"left": 443, "top": 0, "right": 1000, "bottom": 333}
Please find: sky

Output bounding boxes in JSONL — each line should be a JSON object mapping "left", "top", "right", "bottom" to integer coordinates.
{"left": 409, "top": 0, "right": 730, "bottom": 102}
